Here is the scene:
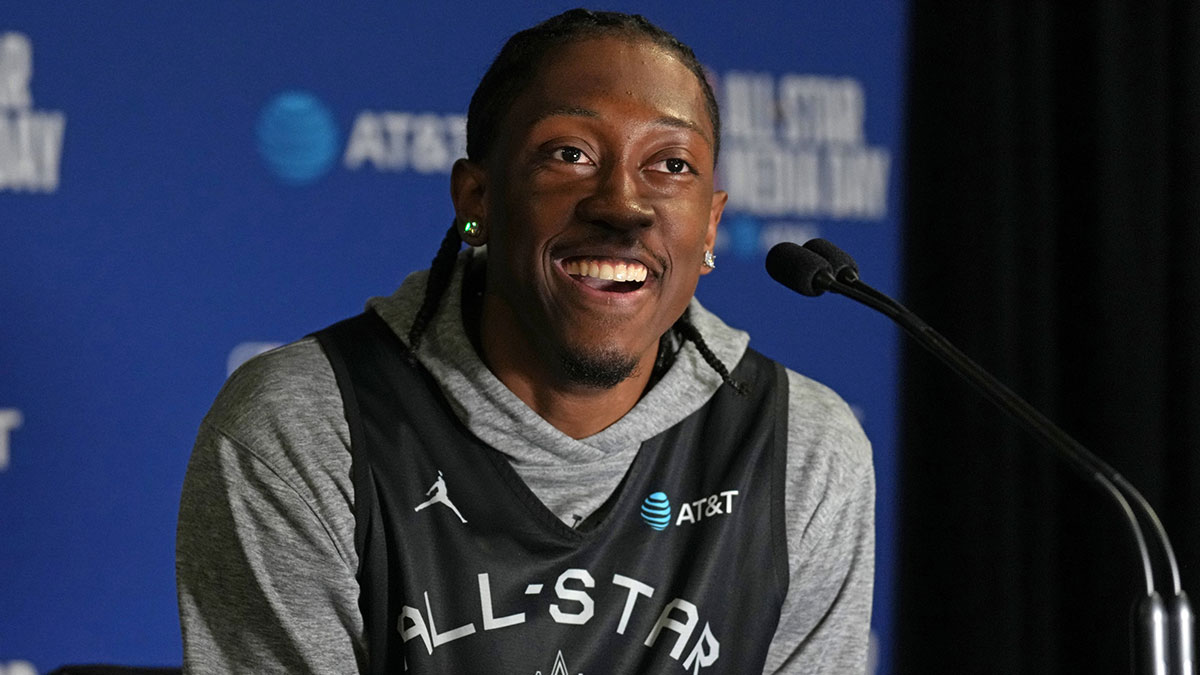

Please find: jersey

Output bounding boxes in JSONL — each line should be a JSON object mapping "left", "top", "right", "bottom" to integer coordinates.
{"left": 315, "top": 310, "right": 791, "bottom": 674}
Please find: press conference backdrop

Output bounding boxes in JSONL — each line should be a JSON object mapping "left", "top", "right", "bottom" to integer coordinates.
{"left": 0, "top": 3, "right": 905, "bottom": 673}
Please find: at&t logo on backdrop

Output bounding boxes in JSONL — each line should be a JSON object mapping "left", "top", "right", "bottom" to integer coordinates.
{"left": 0, "top": 32, "right": 66, "bottom": 193}
{"left": 256, "top": 91, "right": 341, "bottom": 186}
{"left": 255, "top": 89, "right": 465, "bottom": 186}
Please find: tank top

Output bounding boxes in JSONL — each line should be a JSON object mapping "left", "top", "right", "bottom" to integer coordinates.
{"left": 315, "top": 311, "right": 789, "bottom": 674}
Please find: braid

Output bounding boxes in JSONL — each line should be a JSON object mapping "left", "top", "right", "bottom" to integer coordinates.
{"left": 407, "top": 220, "right": 462, "bottom": 351}
{"left": 672, "top": 311, "right": 748, "bottom": 395}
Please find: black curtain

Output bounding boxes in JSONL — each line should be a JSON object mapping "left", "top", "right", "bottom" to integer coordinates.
{"left": 898, "top": 2, "right": 1200, "bottom": 673}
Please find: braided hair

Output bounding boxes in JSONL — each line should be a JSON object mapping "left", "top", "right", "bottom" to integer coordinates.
{"left": 408, "top": 9, "right": 745, "bottom": 393}
{"left": 670, "top": 310, "right": 748, "bottom": 395}
{"left": 406, "top": 220, "right": 463, "bottom": 349}
{"left": 465, "top": 9, "right": 720, "bottom": 164}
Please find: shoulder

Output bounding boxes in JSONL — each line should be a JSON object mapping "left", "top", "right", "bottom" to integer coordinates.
{"left": 780, "top": 365, "right": 874, "bottom": 548}
{"left": 197, "top": 336, "right": 352, "bottom": 513}
{"left": 206, "top": 337, "right": 345, "bottom": 446}
{"left": 783, "top": 368, "right": 872, "bottom": 473}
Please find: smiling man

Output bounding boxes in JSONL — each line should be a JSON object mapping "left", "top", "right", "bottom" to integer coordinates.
{"left": 453, "top": 34, "right": 725, "bottom": 438}
{"left": 177, "top": 9, "right": 874, "bottom": 675}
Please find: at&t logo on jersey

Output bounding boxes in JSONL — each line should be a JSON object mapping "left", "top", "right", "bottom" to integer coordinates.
{"left": 639, "top": 489, "right": 739, "bottom": 530}
{"left": 640, "top": 492, "right": 672, "bottom": 530}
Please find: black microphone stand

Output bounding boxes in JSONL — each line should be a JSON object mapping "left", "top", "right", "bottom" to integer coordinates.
{"left": 768, "top": 240, "right": 1194, "bottom": 674}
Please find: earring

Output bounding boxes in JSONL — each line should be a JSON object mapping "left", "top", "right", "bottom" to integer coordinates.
{"left": 462, "top": 220, "right": 480, "bottom": 237}
{"left": 703, "top": 250, "right": 716, "bottom": 269}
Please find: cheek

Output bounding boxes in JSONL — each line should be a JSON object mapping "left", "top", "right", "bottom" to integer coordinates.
{"left": 665, "top": 207, "right": 716, "bottom": 260}
{"left": 662, "top": 253, "right": 704, "bottom": 307}
{"left": 486, "top": 218, "right": 558, "bottom": 304}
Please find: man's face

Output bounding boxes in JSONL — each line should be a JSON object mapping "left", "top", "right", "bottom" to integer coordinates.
{"left": 468, "top": 35, "right": 725, "bottom": 388}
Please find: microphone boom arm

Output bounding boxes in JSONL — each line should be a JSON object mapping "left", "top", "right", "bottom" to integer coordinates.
{"left": 768, "top": 238, "right": 1195, "bottom": 674}
{"left": 823, "top": 272, "right": 1161, "bottom": 595}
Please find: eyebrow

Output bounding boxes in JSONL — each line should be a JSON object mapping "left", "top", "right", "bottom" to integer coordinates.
{"left": 533, "top": 105, "right": 599, "bottom": 123}
{"left": 532, "top": 105, "right": 713, "bottom": 149}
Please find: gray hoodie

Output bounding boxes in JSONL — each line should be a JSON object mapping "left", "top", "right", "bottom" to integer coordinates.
{"left": 176, "top": 250, "right": 874, "bottom": 673}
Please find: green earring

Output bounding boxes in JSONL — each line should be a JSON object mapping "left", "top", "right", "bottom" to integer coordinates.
{"left": 462, "top": 221, "right": 480, "bottom": 236}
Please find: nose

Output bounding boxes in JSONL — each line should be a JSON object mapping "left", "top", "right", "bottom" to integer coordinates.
{"left": 575, "top": 162, "right": 654, "bottom": 230}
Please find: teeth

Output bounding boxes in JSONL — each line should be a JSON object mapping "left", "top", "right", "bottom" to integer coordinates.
{"left": 566, "top": 258, "right": 648, "bottom": 283}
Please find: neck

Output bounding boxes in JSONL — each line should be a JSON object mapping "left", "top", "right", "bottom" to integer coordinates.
{"left": 467, "top": 297, "right": 658, "bottom": 440}
{"left": 488, "top": 353, "right": 655, "bottom": 439}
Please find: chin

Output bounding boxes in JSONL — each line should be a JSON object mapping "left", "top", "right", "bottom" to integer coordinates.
{"left": 558, "top": 346, "right": 642, "bottom": 389}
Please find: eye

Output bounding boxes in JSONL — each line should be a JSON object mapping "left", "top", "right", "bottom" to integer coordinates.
{"left": 556, "top": 146, "right": 591, "bottom": 164}
{"left": 649, "top": 157, "right": 695, "bottom": 174}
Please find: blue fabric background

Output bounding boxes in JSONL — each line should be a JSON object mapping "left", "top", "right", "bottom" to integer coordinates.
{"left": 0, "top": 3, "right": 906, "bottom": 672}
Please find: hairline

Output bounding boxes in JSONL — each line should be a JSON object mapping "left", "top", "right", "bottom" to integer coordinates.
{"left": 469, "top": 27, "right": 720, "bottom": 164}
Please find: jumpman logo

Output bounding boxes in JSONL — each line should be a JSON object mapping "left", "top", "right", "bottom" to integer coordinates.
{"left": 414, "top": 470, "right": 467, "bottom": 523}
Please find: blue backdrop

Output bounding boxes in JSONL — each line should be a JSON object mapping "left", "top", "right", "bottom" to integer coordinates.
{"left": 0, "top": 3, "right": 906, "bottom": 672}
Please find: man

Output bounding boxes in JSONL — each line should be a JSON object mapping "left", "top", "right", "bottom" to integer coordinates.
{"left": 177, "top": 9, "right": 874, "bottom": 674}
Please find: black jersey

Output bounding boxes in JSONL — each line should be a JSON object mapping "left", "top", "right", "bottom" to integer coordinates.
{"left": 316, "top": 311, "right": 789, "bottom": 674}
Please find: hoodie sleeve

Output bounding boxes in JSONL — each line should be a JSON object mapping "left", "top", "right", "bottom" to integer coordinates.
{"left": 762, "top": 369, "right": 876, "bottom": 674}
{"left": 176, "top": 339, "right": 364, "bottom": 674}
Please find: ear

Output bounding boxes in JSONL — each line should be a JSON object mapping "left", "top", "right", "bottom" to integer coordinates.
{"left": 450, "top": 158, "right": 489, "bottom": 246}
{"left": 700, "top": 189, "right": 728, "bottom": 275}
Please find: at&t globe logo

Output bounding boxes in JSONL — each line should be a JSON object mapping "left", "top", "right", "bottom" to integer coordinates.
{"left": 256, "top": 91, "right": 340, "bottom": 185}
{"left": 640, "top": 492, "right": 672, "bottom": 531}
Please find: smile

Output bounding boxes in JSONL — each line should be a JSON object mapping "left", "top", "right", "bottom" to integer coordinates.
{"left": 562, "top": 256, "right": 648, "bottom": 292}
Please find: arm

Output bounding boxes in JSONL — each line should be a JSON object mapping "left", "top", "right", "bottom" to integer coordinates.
{"left": 176, "top": 340, "right": 364, "bottom": 674}
{"left": 762, "top": 370, "right": 876, "bottom": 674}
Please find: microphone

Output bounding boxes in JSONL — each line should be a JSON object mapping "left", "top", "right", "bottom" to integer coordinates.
{"left": 764, "top": 242, "right": 835, "bottom": 296}
{"left": 767, "top": 239, "right": 1194, "bottom": 675}
{"left": 803, "top": 238, "right": 860, "bottom": 283}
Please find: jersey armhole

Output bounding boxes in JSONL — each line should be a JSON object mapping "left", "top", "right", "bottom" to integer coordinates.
{"left": 311, "top": 312, "right": 382, "bottom": 579}
{"left": 770, "top": 360, "right": 791, "bottom": 605}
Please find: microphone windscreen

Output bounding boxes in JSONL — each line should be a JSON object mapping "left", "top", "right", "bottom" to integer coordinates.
{"left": 803, "top": 238, "right": 860, "bottom": 281}
{"left": 765, "top": 242, "right": 833, "bottom": 297}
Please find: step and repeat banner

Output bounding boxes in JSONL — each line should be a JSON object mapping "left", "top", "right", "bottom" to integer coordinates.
{"left": 0, "top": 3, "right": 905, "bottom": 672}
